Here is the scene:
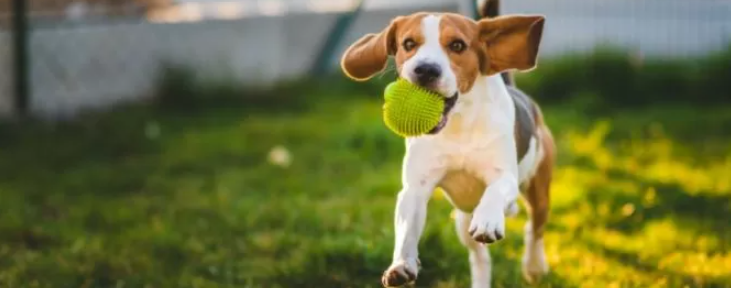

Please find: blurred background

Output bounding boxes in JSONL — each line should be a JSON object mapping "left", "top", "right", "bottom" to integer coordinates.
{"left": 0, "top": 0, "right": 730, "bottom": 287}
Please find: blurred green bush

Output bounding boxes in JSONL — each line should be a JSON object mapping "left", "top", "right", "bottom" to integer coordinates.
{"left": 516, "top": 46, "right": 731, "bottom": 108}
{"left": 153, "top": 46, "right": 731, "bottom": 113}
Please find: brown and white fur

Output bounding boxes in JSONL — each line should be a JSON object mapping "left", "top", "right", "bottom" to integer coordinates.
{"left": 340, "top": 3, "right": 555, "bottom": 288}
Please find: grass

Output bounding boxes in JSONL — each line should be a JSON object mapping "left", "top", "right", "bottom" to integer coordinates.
{"left": 0, "top": 79, "right": 730, "bottom": 288}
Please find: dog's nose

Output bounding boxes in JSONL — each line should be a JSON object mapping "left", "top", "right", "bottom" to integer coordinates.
{"left": 414, "top": 63, "right": 441, "bottom": 86}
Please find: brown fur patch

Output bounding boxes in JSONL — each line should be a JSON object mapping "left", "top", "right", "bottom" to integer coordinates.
{"left": 340, "top": 13, "right": 427, "bottom": 81}
{"left": 439, "top": 14, "right": 482, "bottom": 93}
{"left": 392, "top": 14, "right": 429, "bottom": 75}
{"left": 524, "top": 113, "right": 555, "bottom": 238}
{"left": 478, "top": 15, "right": 545, "bottom": 75}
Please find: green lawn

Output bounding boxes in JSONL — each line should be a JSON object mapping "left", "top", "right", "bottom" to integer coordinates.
{"left": 1, "top": 83, "right": 730, "bottom": 288}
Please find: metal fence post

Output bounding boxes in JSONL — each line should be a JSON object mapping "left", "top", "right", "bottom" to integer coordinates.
{"left": 310, "top": 0, "right": 364, "bottom": 75}
{"left": 11, "top": 0, "right": 28, "bottom": 117}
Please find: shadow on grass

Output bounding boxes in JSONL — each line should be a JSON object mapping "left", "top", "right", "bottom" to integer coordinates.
{"left": 265, "top": 228, "right": 575, "bottom": 288}
{"left": 583, "top": 240, "right": 730, "bottom": 288}
{"left": 581, "top": 169, "right": 731, "bottom": 235}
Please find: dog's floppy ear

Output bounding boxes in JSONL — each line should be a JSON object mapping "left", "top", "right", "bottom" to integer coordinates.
{"left": 477, "top": 15, "right": 545, "bottom": 75}
{"left": 340, "top": 18, "right": 400, "bottom": 81}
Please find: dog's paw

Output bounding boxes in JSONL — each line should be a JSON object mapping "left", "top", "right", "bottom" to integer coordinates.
{"left": 381, "top": 259, "right": 420, "bottom": 287}
{"left": 522, "top": 237, "right": 549, "bottom": 284}
{"left": 469, "top": 206, "right": 506, "bottom": 244}
{"left": 522, "top": 250, "right": 549, "bottom": 283}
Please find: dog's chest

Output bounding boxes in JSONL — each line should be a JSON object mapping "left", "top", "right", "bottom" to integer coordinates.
{"left": 433, "top": 136, "right": 506, "bottom": 213}
{"left": 439, "top": 170, "right": 486, "bottom": 213}
{"left": 417, "top": 75, "right": 520, "bottom": 212}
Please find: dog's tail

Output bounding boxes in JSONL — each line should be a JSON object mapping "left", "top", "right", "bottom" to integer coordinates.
{"left": 477, "top": 0, "right": 500, "bottom": 19}
{"left": 476, "top": 0, "right": 515, "bottom": 87}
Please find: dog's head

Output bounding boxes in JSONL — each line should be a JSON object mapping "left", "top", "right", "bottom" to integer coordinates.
{"left": 341, "top": 12, "right": 544, "bottom": 97}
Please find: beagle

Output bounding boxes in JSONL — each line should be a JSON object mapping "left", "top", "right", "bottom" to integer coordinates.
{"left": 340, "top": 9, "right": 555, "bottom": 288}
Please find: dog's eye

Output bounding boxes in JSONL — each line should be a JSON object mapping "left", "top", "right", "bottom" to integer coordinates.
{"left": 402, "top": 38, "right": 417, "bottom": 52}
{"left": 448, "top": 40, "right": 467, "bottom": 53}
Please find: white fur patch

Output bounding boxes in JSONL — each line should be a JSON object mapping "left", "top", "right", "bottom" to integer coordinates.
{"left": 522, "top": 222, "right": 549, "bottom": 283}
{"left": 400, "top": 14, "right": 458, "bottom": 97}
{"left": 455, "top": 211, "right": 492, "bottom": 288}
{"left": 518, "top": 136, "right": 543, "bottom": 185}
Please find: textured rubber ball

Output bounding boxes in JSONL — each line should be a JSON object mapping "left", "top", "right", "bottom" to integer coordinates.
{"left": 382, "top": 78, "right": 445, "bottom": 137}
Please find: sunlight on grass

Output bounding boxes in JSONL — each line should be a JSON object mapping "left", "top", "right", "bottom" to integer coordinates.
{"left": 564, "top": 120, "right": 731, "bottom": 196}
{"left": 544, "top": 240, "right": 647, "bottom": 287}
{"left": 583, "top": 220, "right": 731, "bottom": 279}
{"left": 545, "top": 118, "right": 731, "bottom": 287}
{"left": 567, "top": 120, "right": 615, "bottom": 171}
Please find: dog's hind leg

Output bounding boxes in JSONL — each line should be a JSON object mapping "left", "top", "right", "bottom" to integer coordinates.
{"left": 455, "top": 210, "right": 491, "bottom": 288}
{"left": 521, "top": 126, "right": 554, "bottom": 283}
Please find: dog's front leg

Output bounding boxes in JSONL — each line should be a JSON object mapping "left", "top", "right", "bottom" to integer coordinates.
{"left": 381, "top": 186, "right": 430, "bottom": 287}
{"left": 382, "top": 149, "right": 444, "bottom": 287}
{"left": 469, "top": 173, "right": 519, "bottom": 244}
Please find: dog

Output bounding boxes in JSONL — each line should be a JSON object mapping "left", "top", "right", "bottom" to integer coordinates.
{"left": 339, "top": 2, "right": 555, "bottom": 288}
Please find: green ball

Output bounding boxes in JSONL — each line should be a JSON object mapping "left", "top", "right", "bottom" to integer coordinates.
{"left": 383, "top": 79, "right": 445, "bottom": 137}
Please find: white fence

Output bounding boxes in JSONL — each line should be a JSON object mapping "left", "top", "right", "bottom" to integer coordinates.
{"left": 27, "top": 13, "right": 340, "bottom": 116}
{"left": 0, "top": 0, "right": 729, "bottom": 119}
